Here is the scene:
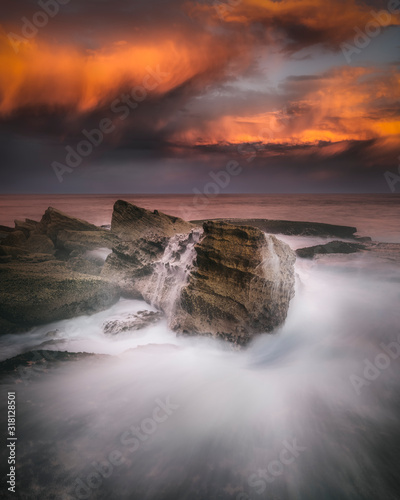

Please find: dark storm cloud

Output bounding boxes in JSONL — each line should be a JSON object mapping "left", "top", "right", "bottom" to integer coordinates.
{"left": 0, "top": 0, "right": 399, "bottom": 193}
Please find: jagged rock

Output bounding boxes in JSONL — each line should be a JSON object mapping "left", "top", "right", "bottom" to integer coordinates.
{"left": 0, "top": 260, "right": 120, "bottom": 334}
{"left": 103, "top": 200, "right": 193, "bottom": 296}
{"left": 38, "top": 207, "right": 101, "bottom": 242}
{"left": 296, "top": 240, "right": 366, "bottom": 259}
{"left": 103, "top": 310, "right": 164, "bottom": 335}
{"left": 14, "top": 219, "right": 39, "bottom": 237}
{"left": 111, "top": 199, "right": 193, "bottom": 239}
{"left": 151, "top": 221, "right": 296, "bottom": 344}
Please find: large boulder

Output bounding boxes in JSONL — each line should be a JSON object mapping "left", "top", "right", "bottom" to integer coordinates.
{"left": 0, "top": 260, "right": 120, "bottom": 334}
{"left": 147, "top": 221, "right": 296, "bottom": 345}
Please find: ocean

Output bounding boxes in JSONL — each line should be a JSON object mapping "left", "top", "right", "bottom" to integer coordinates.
{"left": 1, "top": 193, "right": 400, "bottom": 242}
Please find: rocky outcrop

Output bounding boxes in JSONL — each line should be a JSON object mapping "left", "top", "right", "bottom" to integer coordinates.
{"left": 296, "top": 240, "right": 366, "bottom": 259}
{"left": 0, "top": 202, "right": 299, "bottom": 341}
{"left": 146, "top": 221, "right": 296, "bottom": 344}
{"left": 38, "top": 207, "right": 101, "bottom": 242}
{"left": 0, "top": 260, "right": 120, "bottom": 334}
{"left": 0, "top": 209, "right": 115, "bottom": 278}
{"left": 103, "top": 201, "right": 194, "bottom": 296}
{"left": 103, "top": 310, "right": 164, "bottom": 335}
{"left": 111, "top": 200, "right": 193, "bottom": 239}
{"left": 192, "top": 218, "right": 358, "bottom": 239}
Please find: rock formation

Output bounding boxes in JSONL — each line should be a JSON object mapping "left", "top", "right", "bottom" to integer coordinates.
{"left": 175, "top": 221, "right": 295, "bottom": 344}
{"left": 0, "top": 208, "right": 120, "bottom": 334}
{"left": 139, "top": 220, "right": 296, "bottom": 344}
{"left": 191, "top": 218, "right": 358, "bottom": 239}
{"left": 111, "top": 199, "right": 193, "bottom": 239}
{"left": 0, "top": 201, "right": 298, "bottom": 342}
{"left": 102, "top": 200, "right": 194, "bottom": 297}
{"left": 0, "top": 260, "right": 119, "bottom": 333}
{"left": 296, "top": 240, "right": 366, "bottom": 259}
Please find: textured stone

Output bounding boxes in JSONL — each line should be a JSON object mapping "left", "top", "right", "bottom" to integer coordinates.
{"left": 161, "top": 221, "right": 296, "bottom": 344}
{"left": 0, "top": 260, "right": 120, "bottom": 334}
{"left": 111, "top": 199, "right": 193, "bottom": 239}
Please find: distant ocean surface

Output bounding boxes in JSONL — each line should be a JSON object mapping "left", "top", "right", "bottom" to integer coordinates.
{"left": 0, "top": 194, "right": 399, "bottom": 242}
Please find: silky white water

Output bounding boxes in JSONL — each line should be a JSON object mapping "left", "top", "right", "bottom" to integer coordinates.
{"left": 1, "top": 235, "right": 399, "bottom": 500}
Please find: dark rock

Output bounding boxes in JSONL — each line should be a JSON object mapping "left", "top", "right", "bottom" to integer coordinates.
{"left": 354, "top": 236, "right": 372, "bottom": 243}
{"left": 1, "top": 230, "right": 27, "bottom": 247}
{"left": 0, "top": 224, "right": 14, "bottom": 233}
{"left": 191, "top": 218, "right": 358, "bottom": 239}
{"left": 0, "top": 255, "right": 12, "bottom": 263}
{"left": 103, "top": 310, "right": 164, "bottom": 335}
{"left": 14, "top": 219, "right": 39, "bottom": 237}
{"left": 0, "top": 260, "right": 120, "bottom": 334}
{"left": 0, "top": 350, "right": 109, "bottom": 378}
{"left": 38, "top": 207, "right": 101, "bottom": 242}
{"left": 296, "top": 240, "right": 366, "bottom": 259}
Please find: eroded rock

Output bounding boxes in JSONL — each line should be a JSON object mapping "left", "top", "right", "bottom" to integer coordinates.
{"left": 103, "top": 310, "right": 164, "bottom": 335}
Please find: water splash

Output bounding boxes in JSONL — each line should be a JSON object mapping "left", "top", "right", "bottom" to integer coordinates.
{"left": 148, "top": 228, "right": 203, "bottom": 316}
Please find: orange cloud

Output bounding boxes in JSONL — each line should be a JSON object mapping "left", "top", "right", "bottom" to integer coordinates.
{"left": 190, "top": 0, "right": 400, "bottom": 48}
{"left": 0, "top": 31, "right": 244, "bottom": 116}
{"left": 171, "top": 66, "right": 400, "bottom": 147}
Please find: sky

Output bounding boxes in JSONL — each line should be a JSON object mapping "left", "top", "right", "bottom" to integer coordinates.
{"left": 0, "top": 0, "right": 399, "bottom": 193}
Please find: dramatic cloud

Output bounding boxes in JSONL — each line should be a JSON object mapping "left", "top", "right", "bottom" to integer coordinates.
{"left": 0, "top": 0, "right": 399, "bottom": 192}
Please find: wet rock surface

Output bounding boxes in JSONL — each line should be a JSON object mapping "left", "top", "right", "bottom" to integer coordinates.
{"left": 103, "top": 310, "right": 164, "bottom": 335}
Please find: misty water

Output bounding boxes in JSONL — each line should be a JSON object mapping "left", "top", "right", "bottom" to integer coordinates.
{"left": 1, "top": 196, "right": 400, "bottom": 500}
